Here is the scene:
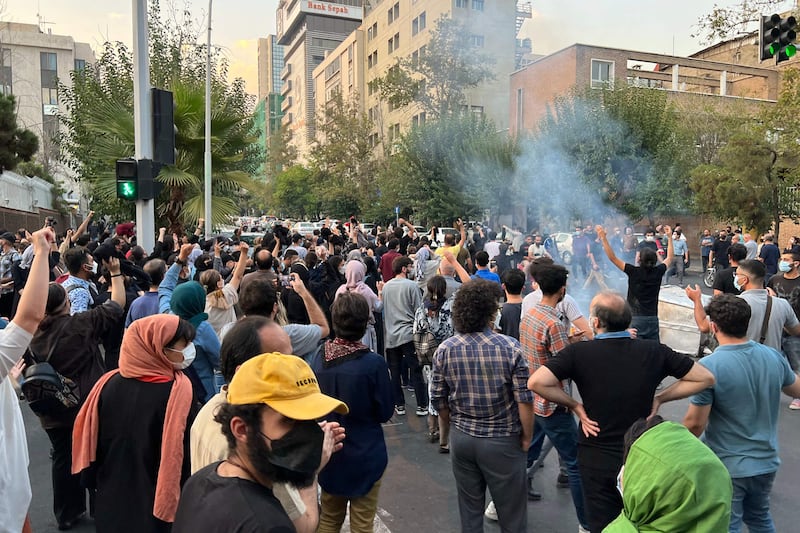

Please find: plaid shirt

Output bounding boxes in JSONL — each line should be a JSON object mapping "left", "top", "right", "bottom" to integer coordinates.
{"left": 431, "top": 329, "right": 533, "bottom": 438}
{"left": 520, "top": 303, "right": 570, "bottom": 417}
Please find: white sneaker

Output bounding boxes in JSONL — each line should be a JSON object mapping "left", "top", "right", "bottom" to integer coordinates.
{"left": 578, "top": 526, "right": 590, "bottom": 533}
{"left": 484, "top": 500, "right": 498, "bottom": 521}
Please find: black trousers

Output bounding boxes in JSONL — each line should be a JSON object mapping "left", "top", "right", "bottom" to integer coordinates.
{"left": 386, "top": 341, "right": 427, "bottom": 409}
{"left": 578, "top": 445, "right": 624, "bottom": 533}
{"left": 45, "top": 426, "right": 88, "bottom": 525}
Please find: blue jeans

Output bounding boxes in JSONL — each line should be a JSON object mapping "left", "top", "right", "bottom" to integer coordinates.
{"left": 536, "top": 409, "right": 588, "bottom": 528}
{"left": 730, "top": 472, "right": 776, "bottom": 533}
{"left": 781, "top": 335, "right": 800, "bottom": 372}
{"left": 631, "top": 315, "right": 659, "bottom": 343}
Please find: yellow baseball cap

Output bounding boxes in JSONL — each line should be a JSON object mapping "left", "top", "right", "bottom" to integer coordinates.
{"left": 227, "top": 352, "right": 348, "bottom": 419}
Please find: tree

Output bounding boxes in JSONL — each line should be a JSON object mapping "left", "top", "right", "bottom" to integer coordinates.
{"left": 693, "top": 0, "right": 792, "bottom": 45}
{"left": 534, "top": 85, "right": 694, "bottom": 225}
{"left": 0, "top": 93, "right": 38, "bottom": 173}
{"left": 310, "top": 90, "right": 376, "bottom": 217}
{"left": 272, "top": 165, "right": 316, "bottom": 219}
{"left": 373, "top": 15, "right": 495, "bottom": 119}
{"left": 57, "top": 0, "right": 259, "bottom": 232}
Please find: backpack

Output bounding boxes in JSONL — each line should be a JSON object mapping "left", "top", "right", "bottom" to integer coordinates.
{"left": 413, "top": 327, "right": 439, "bottom": 366}
{"left": 22, "top": 337, "right": 80, "bottom": 417}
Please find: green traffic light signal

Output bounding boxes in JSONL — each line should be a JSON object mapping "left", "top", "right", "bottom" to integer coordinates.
{"left": 117, "top": 180, "right": 137, "bottom": 200}
{"left": 787, "top": 44, "right": 797, "bottom": 58}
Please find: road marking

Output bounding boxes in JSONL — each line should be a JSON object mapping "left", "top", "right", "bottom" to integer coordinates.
{"left": 340, "top": 506, "right": 392, "bottom": 532}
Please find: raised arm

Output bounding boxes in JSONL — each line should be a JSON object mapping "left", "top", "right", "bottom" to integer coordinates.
{"left": 442, "top": 249, "right": 470, "bottom": 285}
{"left": 289, "top": 275, "right": 330, "bottom": 338}
{"left": 228, "top": 243, "right": 249, "bottom": 291}
{"left": 456, "top": 218, "right": 466, "bottom": 247}
{"left": 685, "top": 285, "right": 710, "bottom": 333}
{"left": 663, "top": 225, "right": 674, "bottom": 266}
{"left": 71, "top": 211, "right": 94, "bottom": 243}
{"left": 596, "top": 225, "right": 625, "bottom": 272}
{"left": 12, "top": 227, "right": 54, "bottom": 334}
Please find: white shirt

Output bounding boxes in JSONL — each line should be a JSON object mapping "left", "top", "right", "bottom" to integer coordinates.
{"left": 521, "top": 290, "right": 584, "bottom": 328}
{"left": 0, "top": 322, "right": 34, "bottom": 533}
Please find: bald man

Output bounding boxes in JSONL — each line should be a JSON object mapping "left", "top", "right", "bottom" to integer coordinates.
{"left": 190, "top": 316, "right": 343, "bottom": 533}
{"left": 528, "top": 290, "right": 714, "bottom": 532}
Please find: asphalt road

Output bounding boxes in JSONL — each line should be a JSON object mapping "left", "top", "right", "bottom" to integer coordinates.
{"left": 27, "top": 265, "right": 800, "bottom": 533}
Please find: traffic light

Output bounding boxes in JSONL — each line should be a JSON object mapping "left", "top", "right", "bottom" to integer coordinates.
{"left": 152, "top": 88, "right": 176, "bottom": 165}
{"left": 760, "top": 13, "right": 797, "bottom": 63}
{"left": 116, "top": 158, "right": 138, "bottom": 200}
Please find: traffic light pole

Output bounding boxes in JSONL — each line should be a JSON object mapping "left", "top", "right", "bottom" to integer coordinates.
{"left": 132, "top": 0, "right": 155, "bottom": 253}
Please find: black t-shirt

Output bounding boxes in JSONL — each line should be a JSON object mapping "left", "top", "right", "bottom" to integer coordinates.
{"left": 546, "top": 338, "right": 693, "bottom": 450}
{"left": 713, "top": 266, "right": 741, "bottom": 295}
{"left": 623, "top": 263, "right": 667, "bottom": 316}
{"left": 767, "top": 273, "right": 800, "bottom": 319}
{"left": 711, "top": 238, "right": 731, "bottom": 268}
{"left": 636, "top": 240, "right": 657, "bottom": 254}
{"left": 499, "top": 302, "right": 522, "bottom": 340}
{"left": 173, "top": 462, "right": 295, "bottom": 533}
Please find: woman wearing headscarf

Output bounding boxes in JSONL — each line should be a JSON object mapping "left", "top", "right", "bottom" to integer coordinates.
{"left": 25, "top": 257, "right": 125, "bottom": 530}
{"left": 199, "top": 241, "right": 249, "bottom": 338}
{"left": 335, "top": 260, "right": 382, "bottom": 351}
{"left": 159, "top": 244, "right": 221, "bottom": 403}
{"left": 313, "top": 292, "right": 394, "bottom": 533}
{"left": 604, "top": 417, "right": 731, "bottom": 532}
{"left": 72, "top": 314, "right": 198, "bottom": 533}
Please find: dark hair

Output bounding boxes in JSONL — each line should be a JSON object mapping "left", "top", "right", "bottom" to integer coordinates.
{"left": 444, "top": 233, "right": 455, "bottom": 246}
{"left": 452, "top": 279, "right": 503, "bottom": 333}
{"left": 705, "top": 294, "right": 750, "bottom": 338}
{"left": 623, "top": 416, "right": 665, "bottom": 463}
{"left": 501, "top": 269, "right": 525, "bottom": 295}
{"left": 292, "top": 233, "right": 303, "bottom": 243}
{"left": 166, "top": 318, "right": 197, "bottom": 348}
{"left": 284, "top": 249, "right": 298, "bottom": 260}
{"left": 592, "top": 292, "right": 632, "bottom": 332}
{"left": 736, "top": 259, "right": 765, "bottom": 282}
{"left": 46, "top": 283, "right": 67, "bottom": 314}
{"left": 426, "top": 275, "right": 447, "bottom": 311}
{"left": 331, "top": 292, "right": 370, "bottom": 341}
{"left": 528, "top": 256, "right": 554, "bottom": 279}
{"left": 364, "top": 255, "right": 378, "bottom": 277}
{"left": 75, "top": 235, "right": 91, "bottom": 247}
{"left": 535, "top": 264, "right": 568, "bottom": 296}
{"left": 215, "top": 402, "right": 264, "bottom": 453}
{"left": 220, "top": 316, "right": 272, "bottom": 382}
{"left": 475, "top": 250, "right": 490, "bottom": 267}
{"left": 304, "top": 251, "right": 317, "bottom": 269}
{"left": 785, "top": 251, "right": 800, "bottom": 262}
{"left": 392, "top": 255, "right": 413, "bottom": 275}
{"left": 239, "top": 277, "right": 278, "bottom": 317}
{"left": 640, "top": 248, "right": 657, "bottom": 269}
{"left": 143, "top": 259, "right": 166, "bottom": 287}
{"left": 387, "top": 238, "right": 400, "bottom": 250}
{"left": 63, "top": 247, "right": 91, "bottom": 276}
{"left": 727, "top": 243, "right": 747, "bottom": 262}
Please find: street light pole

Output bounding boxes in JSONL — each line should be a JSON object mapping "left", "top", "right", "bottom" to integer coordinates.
{"left": 204, "top": 0, "right": 213, "bottom": 240}
{"left": 133, "top": 0, "right": 155, "bottom": 252}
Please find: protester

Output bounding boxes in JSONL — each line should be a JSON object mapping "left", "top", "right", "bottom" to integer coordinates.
{"left": 173, "top": 353, "right": 348, "bottom": 531}
{"left": 334, "top": 260, "right": 382, "bottom": 352}
{"left": 72, "top": 314, "right": 198, "bottom": 532}
{"left": 199, "top": 241, "right": 249, "bottom": 337}
{"left": 313, "top": 293, "right": 394, "bottom": 533}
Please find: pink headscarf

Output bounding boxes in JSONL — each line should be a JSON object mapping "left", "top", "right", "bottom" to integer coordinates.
{"left": 336, "top": 260, "right": 381, "bottom": 313}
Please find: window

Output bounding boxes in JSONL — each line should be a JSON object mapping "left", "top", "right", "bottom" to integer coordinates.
{"left": 455, "top": 0, "right": 467, "bottom": 6}
{"left": 388, "top": 2, "right": 399, "bottom": 24}
{"left": 388, "top": 33, "right": 399, "bottom": 54}
{"left": 388, "top": 123, "right": 400, "bottom": 142}
{"left": 470, "top": 105, "right": 484, "bottom": 116}
{"left": 472, "top": 0, "right": 484, "bottom": 11}
{"left": 73, "top": 59, "right": 86, "bottom": 72}
{"left": 412, "top": 12, "right": 426, "bottom": 36}
{"left": 367, "top": 22, "right": 378, "bottom": 41}
{"left": 0, "top": 49, "right": 11, "bottom": 95}
{"left": 591, "top": 59, "right": 614, "bottom": 88}
{"left": 469, "top": 35, "right": 484, "bottom": 47}
{"left": 324, "top": 57, "right": 341, "bottom": 80}
{"left": 412, "top": 112, "right": 426, "bottom": 127}
{"left": 516, "top": 88, "right": 524, "bottom": 132}
{"left": 40, "top": 52, "right": 57, "bottom": 89}
{"left": 367, "top": 50, "right": 379, "bottom": 69}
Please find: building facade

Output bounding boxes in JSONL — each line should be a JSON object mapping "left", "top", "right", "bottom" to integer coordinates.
{"left": 509, "top": 44, "right": 780, "bottom": 136}
{"left": 276, "top": 0, "right": 363, "bottom": 157}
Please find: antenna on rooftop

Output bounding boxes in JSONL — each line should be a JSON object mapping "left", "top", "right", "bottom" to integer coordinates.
{"left": 36, "top": 3, "right": 55, "bottom": 35}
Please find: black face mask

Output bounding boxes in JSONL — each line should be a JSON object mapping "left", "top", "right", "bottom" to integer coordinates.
{"left": 248, "top": 420, "right": 323, "bottom": 488}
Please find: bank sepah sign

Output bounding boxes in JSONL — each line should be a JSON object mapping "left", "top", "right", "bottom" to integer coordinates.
{"left": 302, "top": 1, "right": 363, "bottom": 20}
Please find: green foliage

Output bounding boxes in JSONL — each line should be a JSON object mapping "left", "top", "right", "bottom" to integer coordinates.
{"left": 536, "top": 85, "right": 694, "bottom": 223}
{"left": 0, "top": 94, "right": 38, "bottom": 172}
{"left": 56, "top": 0, "right": 259, "bottom": 233}
{"left": 272, "top": 165, "right": 316, "bottom": 219}
{"left": 373, "top": 15, "right": 495, "bottom": 119}
{"left": 693, "top": 0, "right": 791, "bottom": 45}
{"left": 380, "top": 115, "right": 517, "bottom": 225}
{"left": 266, "top": 124, "right": 297, "bottom": 182}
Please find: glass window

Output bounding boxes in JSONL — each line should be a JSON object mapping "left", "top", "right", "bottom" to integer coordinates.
{"left": 470, "top": 35, "right": 484, "bottom": 47}
{"left": 419, "top": 12, "right": 426, "bottom": 30}
{"left": 472, "top": 0, "right": 484, "bottom": 11}
{"left": 591, "top": 59, "right": 615, "bottom": 89}
{"left": 0, "top": 49, "right": 11, "bottom": 95}
{"left": 455, "top": 0, "right": 467, "bottom": 6}
{"left": 40, "top": 52, "right": 57, "bottom": 71}
{"left": 74, "top": 59, "right": 86, "bottom": 72}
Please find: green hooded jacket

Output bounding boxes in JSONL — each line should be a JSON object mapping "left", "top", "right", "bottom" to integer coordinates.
{"left": 604, "top": 421, "right": 731, "bottom": 533}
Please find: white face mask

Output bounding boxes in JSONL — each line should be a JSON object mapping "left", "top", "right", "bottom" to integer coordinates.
{"left": 616, "top": 465, "right": 625, "bottom": 497}
{"left": 87, "top": 261, "right": 98, "bottom": 275}
{"left": 170, "top": 342, "right": 196, "bottom": 370}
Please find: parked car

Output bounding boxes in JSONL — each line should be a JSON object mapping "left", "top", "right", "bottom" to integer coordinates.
{"left": 552, "top": 232, "right": 574, "bottom": 264}
{"left": 291, "top": 221, "right": 316, "bottom": 235}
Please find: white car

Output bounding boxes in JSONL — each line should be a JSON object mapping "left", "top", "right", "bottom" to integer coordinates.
{"left": 291, "top": 222, "right": 316, "bottom": 235}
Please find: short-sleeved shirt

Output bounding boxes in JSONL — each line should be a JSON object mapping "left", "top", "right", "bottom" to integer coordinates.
{"left": 700, "top": 235, "right": 714, "bottom": 256}
{"left": 520, "top": 303, "right": 570, "bottom": 417}
{"left": 431, "top": 329, "right": 532, "bottom": 438}
{"left": 547, "top": 336, "right": 693, "bottom": 449}
{"left": 767, "top": 274, "right": 800, "bottom": 319}
{"left": 499, "top": 302, "right": 522, "bottom": 340}
{"left": 624, "top": 263, "right": 667, "bottom": 316}
{"left": 173, "top": 462, "right": 295, "bottom": 533}
{"left": 472, "top": 269, "right": 501, "bottom": 284}
{"left": 738, "top": 290, "right": 799, "bottom": 351}
{"left": 61, "top": 276, "right": 97, "bottom": 314}
{"left": 125, "top": 292, "right": 160, "bottom": 327}
{"left": 521, "top": 291, "right": 584, "bottom": 329}
{"left": 711, "top": 238, "right": 731, "bottom": 267}
{"left": 713, "top": 266, "right": 740, "bottom": 295}
{"left": 691, "top": 341, "right": 796, "bottom": 478}
{"left": 744, "top": 239, "right": 759, "bottom": 260}
{"left": 759, "top": 244, "right": 780, "bottom": 276}
{"left": 205, "top": 284, "right": 239, "bottom": 338}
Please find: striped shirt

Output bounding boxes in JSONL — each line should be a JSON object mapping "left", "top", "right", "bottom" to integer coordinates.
{"left": 520, "top": 303, "right": 570, "bottom": 417}
{"left": 431, "top": 329, "right": 533, "bottom": 438}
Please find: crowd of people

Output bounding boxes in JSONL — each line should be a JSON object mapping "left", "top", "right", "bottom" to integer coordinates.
{"left": 0, "top": 212, "right": 798, "bottom": 533}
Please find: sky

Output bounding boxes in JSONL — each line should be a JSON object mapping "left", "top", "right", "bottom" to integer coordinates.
{"left": 3, "top": 0, "right": 796, "bottom": 96}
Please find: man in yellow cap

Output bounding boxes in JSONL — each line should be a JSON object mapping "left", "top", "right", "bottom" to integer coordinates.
{"left": 173, "top": 352, "right": 349, "bottom": 531}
